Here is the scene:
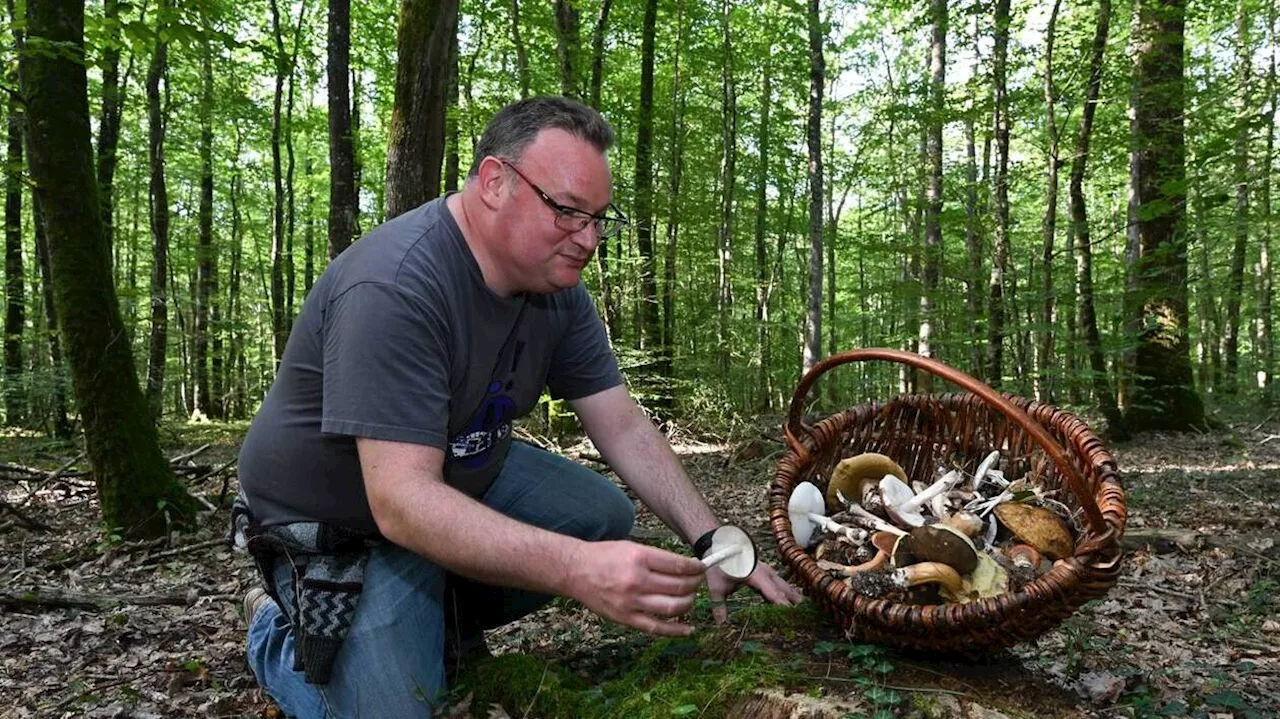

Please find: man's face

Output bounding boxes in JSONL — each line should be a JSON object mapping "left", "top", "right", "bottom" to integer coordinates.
{"left": 495, "top": 129, "right": 614, "bottom": 294}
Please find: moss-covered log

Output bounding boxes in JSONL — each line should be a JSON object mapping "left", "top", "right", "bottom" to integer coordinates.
{"left": 20, "top": 0, "right": 197, "bottom": 538}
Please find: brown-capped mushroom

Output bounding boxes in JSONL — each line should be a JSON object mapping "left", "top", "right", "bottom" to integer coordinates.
{"left": 827, "top": 453, "right": 908, "bottom": 513}
{"left": 941, "top": 511, "right": 985, "bottom": 538}
{"left": 993, "top": 502, "right": 1075, "bottom": 560}
{"left": 847, "top": 561, "right": 965, "bottom": 598}
{"left": 905, "top": 524, "right": 980, "bottom": 575}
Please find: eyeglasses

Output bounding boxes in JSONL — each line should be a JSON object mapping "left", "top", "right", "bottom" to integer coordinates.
{"left": 499, "top": 159, "right": 629, "bottom": 239}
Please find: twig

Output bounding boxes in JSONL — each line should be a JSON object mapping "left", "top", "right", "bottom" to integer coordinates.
{"left": 192, "top": 493, "right": 218, "bottom": 513}
{"left": 43, "top": 673, "right": 144, "bottom": 714}
{"left": 41, "top": 536, "right": 165, "bottom": 572}
{"left": 520, "top": 661, "right": 551, "bottom": 719}
{"left": 1252, "top": 414, "right": 1275, "bottom": 432}
{"left": 0, "top": 586, "right": 227, "bottom": 612}
{"left": 139, "top": 537, "right": 226, "bottom": 566}
{"left": 192, "top": 456, "right": 237, "bottom": 484}
{"left": 20, "top": 452, "right": 86, "bottom": 506}
{"left": 0, "top": 497, "right": 51, "bottom": 531}
{"left": 1117, "top": 579, "right": 1239, "bottom": 608}
{"left": 168, "top": 443, "right": 212, "bottom": 465}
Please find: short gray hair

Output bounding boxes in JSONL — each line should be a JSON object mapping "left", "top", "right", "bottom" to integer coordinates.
{"left": 467, "top": 96, "right": 615, "bottom": 178}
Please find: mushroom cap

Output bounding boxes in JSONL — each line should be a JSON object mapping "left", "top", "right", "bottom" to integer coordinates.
{"left": 788, "top": 481, "right": 826, "bottom": 548}
{"left": 974, "top": 450, "right": 1001, "bottom": 486}
{"left": 890, "top": 533, "right": 916, "bottom": 568}
{"left": 880, "top": 475, "right": 925, "bottom": 528}
{"left": 827, "top": 453, "right": 908, "bottom": 512}
{"left": 942, "top": 511, "right": 985, "bottom": 538}
{"left": 870, "top": 531, "right": 899, "bottom": 554}
{"left": 905, "top": 524, "right": 980, "bottom": 575}
{"left": 993, "top": 502, "right": 1075, "bottom": 560}
{"left": 706, "top": 525, "right": 758, "bottom": 580}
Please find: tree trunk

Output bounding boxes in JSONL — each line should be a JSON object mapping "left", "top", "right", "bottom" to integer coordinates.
{"left": 228, "top": 130, "right": 244, "bottom": 418}
{"left": 303, "top": 155, "right": 315, "bottom": 294}
{"left": 1224, "top": 0, "right": 1252, "bottom": 393}
{"left": 964, "top": 91, "right": 983, "bottom": 380}
{"left": 802, "top": 0, "right": 824, "bottom": 376}
{"left": 194, "top": 28, "right": 214, "bottom": 419}
{"left": 1262, "top": 0, "right": 1277, "bottom": 394}
{"left": 661, "top": 0, "right": 684, "bottom": 377}
{"left": 589, "top": 0, "right": 615, "bottom": 339}
{"left": 444, "top": 30, "right": 460, "bottom": 193}
{"left": 986, "top": 0, "right": 1011, "bottom": 388}
{"left": 145, "top": 5, "right": 169, "bottom": 417}
{"left": 920, "top": 0, "right": 945, "bottom": 390}
{"left": 554, "top": 0, "right": 580, "bottom": 99}
{"left": 589, "top": 0, "right": 613, "bottom": 110}
{"left": 327, "top": 0, "right": 357, "bottom": 258}
{"left": 4, "top": 15, "right": 24, "bottom": 426}
{"left": 754, "top": 29, "right": 772, "bottom": 410}
{"left": 1069, "top": 0, "right": 1124, "bottom": 437}
{"left": 1193, "top": 176, "right": 1222, "bottom": 393}
{"left": 269, "top": 0, "right": 287, "bottom": 364}
{"left": 97, "top": 0, "right": 126, "bottom": 277}
{"left": 634, "top": 0, "right": 660, "bottom": 361}
{"left": 509, "top": 0, "right": 530, "bottom": 99}
{"left": 716, "top": 0, "right": 736, "bottom": 376}
{"left": 384, "top": 0, "right": 457, "bottom": 220}
{"left": 21, "top": 0, "right": 196, "bottom": 536}
{"left": 1125, "top": 0, "right": 1205, "bottom": 431}
{"left": 32, "top": 197, "right": 70, "bottom": 437}
{"left": 1037, "top": 0, "right": 1062, "bottom": 403}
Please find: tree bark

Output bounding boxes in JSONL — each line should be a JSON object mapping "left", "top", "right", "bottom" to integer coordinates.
{"left": 920, "top": 0, "right": 945, "bottom": 389}
{"left": 384, "top": 0, "right": 457, "bottom": 220}
{"left": 1069, "top": 0, "right": 1125, "bottom": 437}
{"left": 303, "top": 156, "right": 315, "bottom": 295}
{"left": 194, "top": 26, "right": 215, "bottom": 419}
{"left": 803, "top": 0, "right": 824, "bottom": 376}
{"left": 444, "top": 30, "right": 460, "bottom": 193}
{"left": 554, "top": 0, "right": 580, "bottom": 99}
{"left": 589, "top": 0, "right": 616, "bottom": 339}
{"left": 634, "top": 0, "right": 660, "bottom": 361}
{"left": 21, "top": 0, "right": 196, "bottom": 536}
{"left": 145, "top": 3, "right": 169, "bottom": 417}
{"left": 716, "top": 0, "right": 736, "bottom": 376}
{"left": 4, "top": 9, "right": 24, "bottom": 425}
{"left": 589, "top": 0, "right": 613, "bottom": 110}
{"left": 1262, "top": 0, "right": 1277, "bottom": 393}
{"left": 228, "top": 129, "right": 245, "bottom": 418}
{"left": 986, "top": 0, "right": 1011, "bottom": 388}
{"left": 964, "top": 86, "right": 983, "bottom": 380}
{"left": 269, "top": 0, "right": 287, "bottom": 364}
{"left": 1036, "top": 0, "right": 1062, "bottom": 403}
{"left": 662, "top": 0, "right": 684, "bottom": 377}
{"left": 509, "top": 0, "right": 530, "bottom": 100}
{"left": 1224, "top": 0, "right": 1252, "bottom": 393}
{"left": 1125, "top": 0, "right": 1205, "bottom": 431}
{"left": 327, "top": 0, "right": 357, "bottom": 258}
{"left": 96, "top": 0, "right": 127, "bottom": 276}
{"left": 33, "top": 196, "right": 70, "bottom": 437}
{"left": 754, "top": 26, "right": 772, "bottom": 410}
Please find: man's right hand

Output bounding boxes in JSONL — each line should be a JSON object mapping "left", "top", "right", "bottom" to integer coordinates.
{"left": 566, "top": 540, "right": 706, "bottom": 637}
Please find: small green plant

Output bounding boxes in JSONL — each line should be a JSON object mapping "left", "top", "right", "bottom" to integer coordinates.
{"left": 813, "top": 641, "right": 902, "bottom": 719}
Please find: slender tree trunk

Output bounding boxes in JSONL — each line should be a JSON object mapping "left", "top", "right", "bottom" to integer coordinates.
{"left": 554, "top": 0, "right": 580, "bottom": 99}
{"left": 97, "top": 0, "right": 128, "bottom": 278}
{"left": 754, "top": 29, "right": 772, "bottom": 410}
{"left": 509, "top": 0, "right": 530, "bottom": 99}
{"left": 304, "top": 156, "right": 315, "bottom": 294}
{"left": 22, "top": 0, "right": 196, "bottom": 536}
{"left": 1193, "top": 176, "right": 1223, "bottom": 392}
{"left": 269, "top": 0, "right": 287, "bottom": 363}
{"left": 661, "top": 0, "right": 684, "bottom": 376}
{"left": 284, "top": 17, "right": 303, "bottom": 327}
{"left": 32, "top": 197, "right": 70, "bottom": 437}
{"left": 634, "top": 0, "right": 660, "bottom": 361}
{"left": 986, "top": 0, "right": 1011, "bottom": 388}
{"left": 327, "top": 0, "right": 357, "bottom": 258}
{"left": 194, "top": 30, "right": 214, "bottom": 418}
{"left": 351, "top": 68, "right": 363, "bottom": 234}
{"left": 145, "top": 5, "right": 169, "bottom": 417}
{"left": 589, "top": 0, "right": 612, "bottom": 110}
{"left": 920, "top": 0, "right": 945, "bottom": 390}
{"left": 1037, "top": 0, "right": 1062, "bottom": 403}
{"left": 1262, "top": 0, "right": 1277, "bottom": 394}
{"left": 964, "top": 75, "right": 983, "bottom": 379}
{"left": 1126, "top": 0, "right": 1205, "bottom": 430}
{"left": 4, "top": 13, "right": 24, "bottom": 425}
{"left": 1070, "top": 0, "right": 1121, "bottom": 436}
{"left": 1224, "top": 0, "right": 1252, "bottom": 393}
{"left": 590, "top": 0, "right": 616, "bottom": 338}
{"left": 444, "top": 30, "right": 460, "bottom": 193}
{"left": 384, "top": 0, "right": 458, "bottom": 219}
{"left": 228, "top": 129, "right": 244, "bottom": 417}
{"left": 716, "top": 0, "right": 736, "bottom": 375}
{"left": 803, "top": 0, "right": 824, "bottom": 376}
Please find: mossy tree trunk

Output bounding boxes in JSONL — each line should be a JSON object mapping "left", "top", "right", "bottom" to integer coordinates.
{"left": 20, "top": 0, "right": 197, "bottom": 538}
{"left": 1124, "top": 0, "right": 1206, "bottom": 431}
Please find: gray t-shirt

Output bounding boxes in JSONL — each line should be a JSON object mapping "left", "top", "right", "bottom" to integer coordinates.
{"left": 237, "top": 197, "right": 623, "bottom": 533}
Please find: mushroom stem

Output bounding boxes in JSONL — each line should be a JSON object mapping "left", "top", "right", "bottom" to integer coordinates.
{"left": 817, "top": 549, "right": 889, "bottom": 577}
{"left": 893, "top": 562, "right": 964, "bottom": 594}
{"left": 900, "top": 469, "right": 964, "bottom": 515}
{"left": 702, "top": 546, "right": 742, "bottom": 568}
{"left": 845, "top": 504, "right": 908, "bottom": 536}
{"left": 808, "top": 513, "right": 867, "bottom": 543}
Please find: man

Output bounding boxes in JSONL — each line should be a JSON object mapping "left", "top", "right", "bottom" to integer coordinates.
{"left": 234, "top": 96, "right": 802, "bottom": 717}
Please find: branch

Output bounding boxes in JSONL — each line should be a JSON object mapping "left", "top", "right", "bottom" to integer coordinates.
{"left": 1, "top": 586, "right": 236, "bottom": 612}
{"left": 0, "top": 497, "right": 51, "bottom": 531}
{"left": 168, "top": 443, "right": 211, "bottom": 465}
{"left": 139, "top": 537, "right": 226, "bottom": 565}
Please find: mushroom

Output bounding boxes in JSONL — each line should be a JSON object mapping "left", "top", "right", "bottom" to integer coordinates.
{"left": 941, "top": 552, "right": 1009, "bottom": 603}
{"left": 841, "top": 501, "right": 908, "bottom": 537}
{"left": 1003, "top": 544, "right": 1042, "bottom": 589}
{"left": 905, "top": 524, "right": 980, "bottom": 575}
{"left": 941, "top": 511, "right": 985, "bottom": 538}
{"left": 788, "top": 482, "right": 868, "bottom": 548}
{"left": 993, "top": 502, "right": 1074, "bottom": 560}
{"left": 973, "top": 450, "right": 1003, "bottom": 490}
{"left": 847, "top": 561, "right": 965, "bottom": 598}
{"left": 699, "top": 525, "right": 758, "bottom": 580}
{"left": 880, "top": 470, "right": 965, "bottom": 529}
{"left": 826, "top": 453, "right": 907, "bottom": 513}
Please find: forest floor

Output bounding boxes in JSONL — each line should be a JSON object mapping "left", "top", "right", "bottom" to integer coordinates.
{"left": 1, "top": 408, "right": 1278, "bottom": 719}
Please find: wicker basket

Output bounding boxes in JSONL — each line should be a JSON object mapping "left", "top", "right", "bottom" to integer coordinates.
{"left": 768, "top": 348, "right": 1126, "bottom": 654}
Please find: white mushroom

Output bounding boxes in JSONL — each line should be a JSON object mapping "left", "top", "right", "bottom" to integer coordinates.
{"left": 880, "top": 470, "right": 966, "bottom": 529}
{"left": 788, "top": 482, "right": 868, "bottom": 548}
{"left": 700, "top": 525, "right": 758, "bottom": 580}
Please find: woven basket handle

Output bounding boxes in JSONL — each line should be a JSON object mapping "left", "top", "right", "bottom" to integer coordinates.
{"left": 785, "top": 347, "right": 1109, "bottom": 537}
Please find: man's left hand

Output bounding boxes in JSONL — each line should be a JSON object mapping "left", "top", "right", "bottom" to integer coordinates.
{"left": 705, "top": 562, "right": 805, "bottom": 624}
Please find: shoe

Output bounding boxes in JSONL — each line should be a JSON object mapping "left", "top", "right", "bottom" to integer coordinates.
{"left": 243, "top": 586, "right": 274, "bottom": 627}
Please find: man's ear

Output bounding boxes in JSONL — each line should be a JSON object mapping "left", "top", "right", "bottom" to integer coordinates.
{"left": 475, "top": 156, "right": 509, "bottom": 211}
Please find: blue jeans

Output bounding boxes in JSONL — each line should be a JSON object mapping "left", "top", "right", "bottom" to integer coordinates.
{"left": 246, "top": 441, "right": 636, "bottom": 718}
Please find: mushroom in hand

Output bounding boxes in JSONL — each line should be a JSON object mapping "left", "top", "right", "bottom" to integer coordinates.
{"left": 700, "top": 525, "right": 759, "bottom": 580}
